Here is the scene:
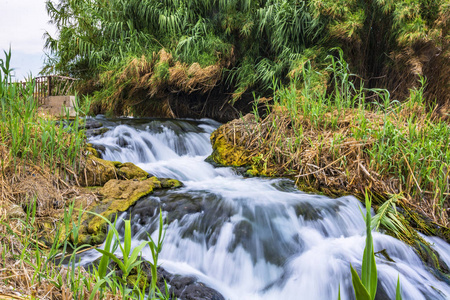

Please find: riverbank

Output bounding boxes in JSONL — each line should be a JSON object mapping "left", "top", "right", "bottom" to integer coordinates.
{"left": 209, "top": 76, "right": 450, "bottom": 241}
{"left": 0, "top": 51, "right": 159, "bottom": 299}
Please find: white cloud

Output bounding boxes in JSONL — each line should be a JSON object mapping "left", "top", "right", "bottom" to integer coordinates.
{"left": 0, "top": 0, "right": 56, "bottom": 78}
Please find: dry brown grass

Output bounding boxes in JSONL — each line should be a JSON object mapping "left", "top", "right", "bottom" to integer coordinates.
{"left": 0, "top": 150, "right": 121, "bottom": 299}
{"left": 91, "top": 49, "right": 224, "bottom": 117}
{"left": 219, "top": 104, "right": 449, "bottom": 228}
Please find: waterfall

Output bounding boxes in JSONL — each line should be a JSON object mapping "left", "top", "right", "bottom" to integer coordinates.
{"left": 85, "top": 117, "right": 450, "bottom": 300}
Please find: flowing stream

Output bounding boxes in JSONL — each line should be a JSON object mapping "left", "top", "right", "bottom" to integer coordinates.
{"left": 83, "top": 117, "right": 450, "bottom": 300}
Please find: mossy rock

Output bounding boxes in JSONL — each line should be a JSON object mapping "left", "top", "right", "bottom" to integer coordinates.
{"left": 85, "top": 145, "right": 99, "bottom": 158}
{"left": 76, "top": 178, "right": 159, "bottom": 245}
{"left": 126, "top": 274, "right": 148, "bottom": 290}
{"left": 210, "top": 128, "right": 251, "bottom": 167}
{"left": 80, "top": 155, "right": 149, "bottom": 186}
{"left": 80, "top": 155, "right": 121, "bottom": 186}
{"left": 116, "top": 162, "right": 149, "bottom": 181}
{"left": 159, "top": 178, "right": 183, "bottom": 188}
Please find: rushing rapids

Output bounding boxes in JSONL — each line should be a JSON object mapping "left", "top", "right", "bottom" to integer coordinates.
{"left": 82, "top": 117, "right": 450, "bottom": 300}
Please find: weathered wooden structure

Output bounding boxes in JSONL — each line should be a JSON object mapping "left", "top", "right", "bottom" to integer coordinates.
{"left": 34, "top": 75, "right": 77, "bottom": 105}
{"left": 21, "top": 75, "right": 79, "bottom": 117}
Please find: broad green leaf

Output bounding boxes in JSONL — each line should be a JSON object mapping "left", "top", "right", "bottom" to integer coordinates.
{"left": 128, "top": 242, "right": 149, "bottom": 266}
{"left": 351, "top": 264, "right": 371, "bottom": 300}
{"left": 96, "top": 248, "right": 125, "bottom": 271}
{"left": 126, "top": 260, "right": 144, "bottom": 276}
{"left": 98, "top": 226, "right": 115, "bottom": 279}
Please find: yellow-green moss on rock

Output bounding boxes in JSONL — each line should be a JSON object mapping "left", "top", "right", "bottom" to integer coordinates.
{"left": 75, "top": 176, "right": 182, "bottom": 245}
{"left": 80, "top": 155, "right": 149, "bottom": 186}
{"left": 86, "top": 144, "right": 100, "bottom": 158}
{"left": 210, "top": 128, "right": 251, "bottom": 167}
{"left": 159, "top": 178, "right": 183, "bottom": 188}
{"left": 116, "top": 162, "right": 149, "bottom": 181}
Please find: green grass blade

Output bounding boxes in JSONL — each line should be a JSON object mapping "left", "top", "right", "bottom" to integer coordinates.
{"left": 396, "top": 276, "right": 402, "bottom": 300}
{"left": 89, "top": 278, "right": 107, "bottom": 300}
{"left": 351, "top": 264, "right": 371, "bottom": 300}
{"left": 124, "top": 219, "right": 132, "bottom": 261}
{"left": 361, "top": 193, "right": 377, "bottom": 300}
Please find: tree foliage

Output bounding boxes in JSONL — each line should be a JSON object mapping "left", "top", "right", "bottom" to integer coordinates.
{"left": 44, "top": 0, "right": 449, "bottom": 115}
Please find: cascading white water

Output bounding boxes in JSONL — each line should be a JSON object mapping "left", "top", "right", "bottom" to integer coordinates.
{"left": 86, "top": 117, "right": 450, "bottom": 300}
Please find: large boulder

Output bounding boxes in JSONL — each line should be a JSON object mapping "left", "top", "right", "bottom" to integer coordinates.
{"left": 115, "top": 261, "right": 225, "bottom": 300}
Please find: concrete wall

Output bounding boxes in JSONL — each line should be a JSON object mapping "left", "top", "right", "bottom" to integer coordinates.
{"left": 39, "top": 96, "right": 77, "bottom": 118}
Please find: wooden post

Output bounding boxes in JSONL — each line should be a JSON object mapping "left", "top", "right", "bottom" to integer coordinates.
{"left": 47, "top": 76, "right": 52, "bottom": 97}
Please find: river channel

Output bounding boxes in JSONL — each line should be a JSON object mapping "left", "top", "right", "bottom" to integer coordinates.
{"left": 80, "top": 117, "right": 450, "bottom": 300}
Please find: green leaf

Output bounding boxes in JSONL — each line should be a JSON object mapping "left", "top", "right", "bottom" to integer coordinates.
{"left": 396, "top": 276, "right": 402, "bottom": 300}
{"left": 89, "top": 278, "right": 106, "bottom": 300}
{"left": 96, "top": 248, "right": 125, "bottom": 271}
{"left": 126, "top": 260, "right": 144, "bottom": 276}
{"left": 124, "top": 219, "right": 132, "bottom": 262}
{"left": 98, "top": 226, "right": 115, "bottom": 279}
{"left": 351, "top": 264, "right": 371, "bottom": 300}
{"left": 128, "top": 241, "right": 149, "bottom": 266}
{"left": 361, "top": 193, "right": 377, "bottom": 300}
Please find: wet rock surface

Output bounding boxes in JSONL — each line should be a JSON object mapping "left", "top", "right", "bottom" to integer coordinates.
{"left": 72, "top": 176, "right": 182, "bottom": 246}
{"left": 123, "top": 188, "right": 332, "bottom": 266}
{"left": 158, "top": 266, "right": 225, "bottom": 300}
{"left": 83, "top": 119, "right": 103, "bottom": 130}
{"left": 103, "top": 260, "right": 224, "bottom": 300}
{"left": 83, "top": 119, "right": 110, "bottom": 137}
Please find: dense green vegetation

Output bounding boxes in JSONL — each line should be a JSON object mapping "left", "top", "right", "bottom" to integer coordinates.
{"left": 42, "top": 0, "right": 448, "bottom": 230}
{"left": 44, "top": 0, "right": 449, "bottom": 117}
{"left": 0, "top": 48, "right": 85, "bottom": 177}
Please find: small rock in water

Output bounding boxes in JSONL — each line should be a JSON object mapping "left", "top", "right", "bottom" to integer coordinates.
{"left": 85, "top": 127, "right": 109, "bottom": 138}
{"left": 83, "top": 120, "right": 103, "bottom": 129}
{"left": 156, "top": 265, "right": 225, "bottom": 300}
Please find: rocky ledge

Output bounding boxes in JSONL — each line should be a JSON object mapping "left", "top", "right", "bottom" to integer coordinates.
{"left": 74, "top": 176, "right": 181, "bottom": 245}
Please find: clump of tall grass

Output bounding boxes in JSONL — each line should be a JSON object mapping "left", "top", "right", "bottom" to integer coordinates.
{"left": 0, "top": 49, "right": 86, "bottom": 178}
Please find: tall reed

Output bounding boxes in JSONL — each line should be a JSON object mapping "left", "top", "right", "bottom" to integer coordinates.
{"left": 0, "top": 49, "right": 87, "bottom": 178}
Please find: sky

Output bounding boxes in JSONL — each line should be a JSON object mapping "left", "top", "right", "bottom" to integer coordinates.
{"left": 0, "top": 0, "right": 56, "bottom": 80}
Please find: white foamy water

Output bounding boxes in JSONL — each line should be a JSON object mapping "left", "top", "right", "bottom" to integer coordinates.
{"left": 86, "top": 117, "right": 450, "bottom": 300}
